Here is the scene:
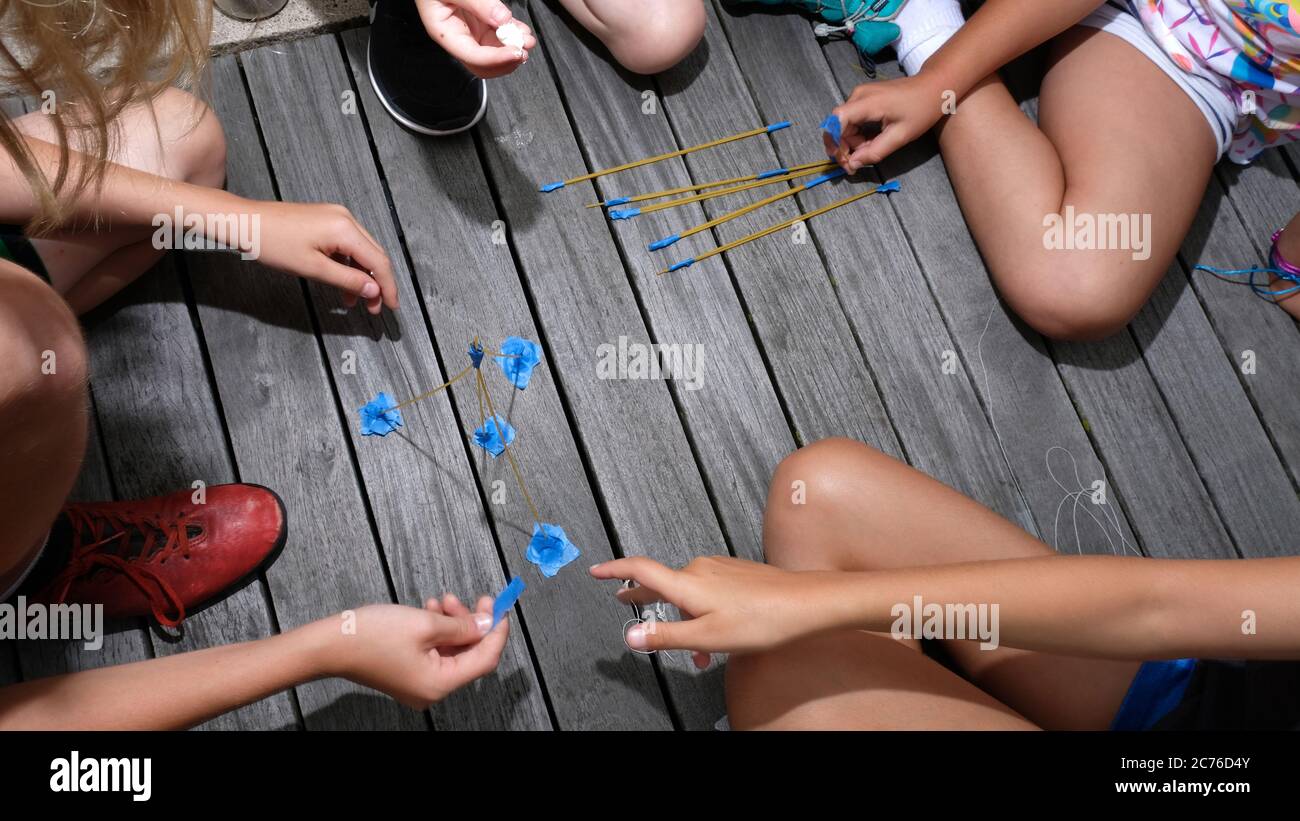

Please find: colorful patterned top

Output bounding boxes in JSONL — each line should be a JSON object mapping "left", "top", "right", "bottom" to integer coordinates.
{"left": 1132, "top": 1, "right": 1300, "bottom": 162}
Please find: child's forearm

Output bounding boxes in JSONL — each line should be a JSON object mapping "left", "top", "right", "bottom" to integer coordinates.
{"left": 920, "top": 0, "right": 1106, "bottom": 97}
{"left": 0, "top": 619, "right": 336, "bottom": 730}
{"left": 822, "top": 555, "right": 1300, "bottom": 660}
{"left": 1, "top": 133, "right": 245, "bottom": 235}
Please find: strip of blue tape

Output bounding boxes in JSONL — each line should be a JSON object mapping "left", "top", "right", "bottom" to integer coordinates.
{"left": 648, "top": 234, "right": 680, "bottom": 252}
{"left": 821, "top": 114, "right": 842, "bottom": 147}
{"left": 803, "top": 168, "right": 847, "bottom": 189}
{"left": 492, "top": 576, "right": 526, "bottom": 628}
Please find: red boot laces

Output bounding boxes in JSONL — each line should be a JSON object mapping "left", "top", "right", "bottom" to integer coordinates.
{"left": 41, "top": 503, "right": 198, "bottom": 628}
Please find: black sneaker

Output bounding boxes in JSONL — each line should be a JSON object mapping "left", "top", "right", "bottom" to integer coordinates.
{"left": 367, "top": 0, "right": 488, "bottom": 136}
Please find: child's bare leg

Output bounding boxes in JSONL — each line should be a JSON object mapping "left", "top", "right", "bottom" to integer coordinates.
{"left": 935, "top": 27, "right": 1218, "bottom": 341}
{"left": 1272, "top": 212, "right": 1300, "bottom": 321}
{"left": 0, "top": 260, "right": 88, "bottom": 588}
{"left": 15, "top": 87, "right": 227, "bottom": 314}
{"left": 730, "top": 438, "right": 1140, "bottom": 730}
{"left": 556, "top": 0, "right": 705, "bottom": 74}
{"left": 726, "top": 625, "right": 1038, "bottom": 730}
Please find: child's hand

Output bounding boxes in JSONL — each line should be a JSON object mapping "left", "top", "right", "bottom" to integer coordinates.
{"left": 590, "top": 556, "right": 840, "bottom": 668}
{"left": 417, "top": 0, "right": 537, "bottom": 79}
{"left": 320, "top": 596, "right": 508, "bottom": 710}
{"left": 250, "top": 201, "right": 399, "bottom": 315}
{"left": 827, "top": 74, "right": 948, "bottom": 172}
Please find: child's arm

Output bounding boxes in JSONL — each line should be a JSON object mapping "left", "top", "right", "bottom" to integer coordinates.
{"left": 0, "top": 601, "right": 505, "bottom": 729}
{"left": 1, "top": 134, "right": 399, "bottom": 314}
{"left": 592, "top": 554, "right": 1300, "bottom": 664}
{"left": 829, "top": 0, "right": 1106, "bottom": 170}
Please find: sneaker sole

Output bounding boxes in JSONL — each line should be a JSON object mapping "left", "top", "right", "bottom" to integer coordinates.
{"left": 367, "top": 37, "right": 488, "bottom": 137}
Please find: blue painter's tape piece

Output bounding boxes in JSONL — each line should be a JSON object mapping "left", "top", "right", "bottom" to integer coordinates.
{"left": 803, "top": 169, "right": 847, "bottom": 189}
{"left": 821, "top": 114, "right": 842, "bottom": 146}
{"left": 540, "top": 181, "right": 565, "bottom": 192}
{"left": 604, "top": 196, "right": 630, "bottom": 206}
{"left": 667, "top": 258, "right": 696, "bottom": 273}
{"left": 609, "top": 208, "right": 640, "bottom": 221}
{"left": 766, "top": 121, "right": 792, "bottom": 133}
{"left": 648, "top": 234, "right": 680, "bottom": 252}
{"left": 756, "top": 167, "right": 789, "bottom": 180}
{"left": 877, "top": 180, "right": 901, "bottom": 194}
{"left": 492, "top": 576, "right": 526, "bottom": 628}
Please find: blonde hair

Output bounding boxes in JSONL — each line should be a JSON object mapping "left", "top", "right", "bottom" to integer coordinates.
{"left": 0, "top": 0, "right": 211, "bottom": 232}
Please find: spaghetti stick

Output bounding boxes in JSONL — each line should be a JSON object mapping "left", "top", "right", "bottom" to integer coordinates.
{"left": 647, "top": 169, "right": 846, "bottom": 252}
{"left": 477, "top": 369, "right": 541, "bottom": 524}
{"left": 585, "top": 160, "right": 834, "bottom": 208}
{"left": 607, "top": 164, "right": 838, "bottom": 220}
{"left": 659, "top": 181, "right": 900, "bottom": 275}
{"left": 389, "top": 364, "right": 475, "bottom": 413}
{"left": 539, "top": 121, "right": 792, "bottom": 192}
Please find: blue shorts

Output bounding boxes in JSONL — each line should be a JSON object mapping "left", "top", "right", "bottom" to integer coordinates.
{"left": 1113, "top": 659, "right": 1300, "bottom": 730}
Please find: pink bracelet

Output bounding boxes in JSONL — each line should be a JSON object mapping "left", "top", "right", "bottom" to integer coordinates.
{"left": 1270, "top": 229, "right": 1300, "bottom": 279}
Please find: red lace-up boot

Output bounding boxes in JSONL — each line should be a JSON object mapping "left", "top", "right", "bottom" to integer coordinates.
{"left": 25, "top": 484, "right": 287, "bottom": 628}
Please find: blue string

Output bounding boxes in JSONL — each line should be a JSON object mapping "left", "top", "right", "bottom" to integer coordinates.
{"left": 1192, "top": 263, "right": 1300, "bottom": 301}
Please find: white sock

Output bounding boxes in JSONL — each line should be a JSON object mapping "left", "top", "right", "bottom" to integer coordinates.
{"left": 893, "top": 0, "right": 966, "bottom": 76}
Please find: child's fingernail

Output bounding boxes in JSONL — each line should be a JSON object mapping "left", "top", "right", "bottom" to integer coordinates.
{"left": 626, "top": 624, "right": 649, "bottom": 649}
{"left": 361, "top": 281, "right": 379, "bottom": 298}
{"left": 491, "top": 4, "right": 511, "bottom": 24}
{"left": 475, "top": 614, "right": 493, "bottom": 633}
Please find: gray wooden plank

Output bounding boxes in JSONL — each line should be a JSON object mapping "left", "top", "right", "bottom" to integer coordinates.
{"left": 534, "top": 1, "right": 906, "bottom": 558}
{"left": 85, "top": 256, "right": 297, "bottom": 729}
{"left": 697, "top": 5, "right": 1035, "bottom": 533}
{"left": 341, "top": 29, "right": 672, "bottom": 729}
{"left": 821, "top": 37, "right": 1238, "bottom": 558}
{"left": 717, "top": 7, "right": 1141, "bottom": 555}
{"left": 470, "top": 2, "right": 739, "bottom": 728}
{"left": 241, "top": 39, "right": 552, "bottom": 730}
{"left": 1202, "top": 156, "right": 1300, "bottom": 489}
{"left": 1130, "top": 260, "right": 1300, "bottom": 556}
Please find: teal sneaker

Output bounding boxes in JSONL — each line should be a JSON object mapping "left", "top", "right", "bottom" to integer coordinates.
{"left": 731, "top": 0, "right": 909, "bottom": 76}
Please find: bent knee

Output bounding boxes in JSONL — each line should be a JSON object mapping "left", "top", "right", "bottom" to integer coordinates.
{"left": 0, "top": 264, "right": 88, "bottom": 408}
{"left": 155, "top": 87, "right": 227, "bottom": 188}
{"left": 764, "top": 437, "right": 891, "bottom": 569}
{"left": 603, "top": 1, "right": 705, "bottom": 74}
{"left": 1001, "top": 263, "right": 1150, "bottom": 342}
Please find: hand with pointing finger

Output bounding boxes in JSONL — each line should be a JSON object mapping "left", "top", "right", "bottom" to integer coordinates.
{"left": 591, "top": 556, "right": 843, "bottom": 669}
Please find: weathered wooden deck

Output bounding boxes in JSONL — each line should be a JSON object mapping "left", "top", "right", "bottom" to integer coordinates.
{"left": 3, "top": 1, "right": 1300, "bottom": 730}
